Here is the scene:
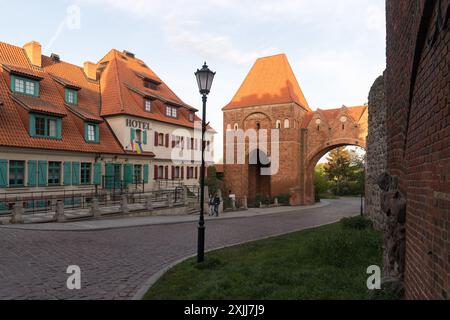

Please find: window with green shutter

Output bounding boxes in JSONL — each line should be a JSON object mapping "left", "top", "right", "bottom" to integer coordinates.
{"left": 27, "top": 160, "right": 37, "bottom": 187}
{"left": 65, "top": 88, "right": 78, "bottom": 105}
{"left": 85, "top": 123, "right": 99, "bottom": 143}
{"left": 143, "top": 164, "right": 149, "bottom": 184}
{"left": 81, "top": 163, "right": 92, "bottom": 184}
{"left": 63, "top": 162, "right": 72, "bottom": 185}
{"left": 0, "top": 160, "right": 7, "bottom": 187}
{"left": 38, "top": 161, "right": 48, "bottom": 187}
{"left": 93, "top": 163, "right": 102, "bottom": 185}
{"left": 72, "top": 162, "right": 80, "bottom": 185}
{"left": 134, "top": 165, "right": 142, "bottom": 183}
{"left": 124, "top": 164, "right": 133, "bottom": 186}
{"left": 9, "top": 161, "right": 25, "bottom": 187}
{"left": 48, "top": 162, "right": 61, "bottom": 186}
{"left": 30, "top": 114, "right": 62, "bottom": 139}
{"left": 11, "top": 75, "right": 39, "bottom": 96}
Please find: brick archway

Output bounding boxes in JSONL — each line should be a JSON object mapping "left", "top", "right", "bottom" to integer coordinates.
{"left": 302, "top": 139, "right": 366, "bottom": 205}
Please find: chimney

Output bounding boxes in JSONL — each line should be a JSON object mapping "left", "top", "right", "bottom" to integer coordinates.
{"left": 23, "top": 41, "right": 42, "bottom": 67}
{"left": 83, "top": 61, "right": 97, "bottom": 81}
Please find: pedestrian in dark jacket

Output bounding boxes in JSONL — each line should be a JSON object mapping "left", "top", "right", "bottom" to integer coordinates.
{"left": 213, "top": 195, "right": 221, "bottom": 217}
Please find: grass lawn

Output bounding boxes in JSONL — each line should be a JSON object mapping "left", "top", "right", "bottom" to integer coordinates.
{"left": 144, "top": 217, "right": 398, "bottom": 300}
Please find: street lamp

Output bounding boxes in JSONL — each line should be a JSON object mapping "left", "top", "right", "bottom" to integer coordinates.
{"left": 195, "top": 62, "right": 216, "bottom": 263}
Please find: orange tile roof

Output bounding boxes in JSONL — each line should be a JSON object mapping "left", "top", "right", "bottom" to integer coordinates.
{"left": 0, "top": 41, "right": 147, "bottom": 155}
{"left": 223, "top": 54, "right": 311, "bottom": 111}
{"left": 0, "top": 41, "right": 216, "bottom": 155}
{"left": 301, "top": 105, "right": 368, "bottom": 128}
{"left": 98, "top": 50, "right": 206, "bottom": 129}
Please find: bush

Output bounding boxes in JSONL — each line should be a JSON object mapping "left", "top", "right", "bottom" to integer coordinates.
{"left": 275, "top": 194, "right": 290, "bottom": 206}
{"left": 255, "top": 194, "right": 271, "bottom": 206}
{"left": 341, "top": 216, "right": 373, "bottom": 230}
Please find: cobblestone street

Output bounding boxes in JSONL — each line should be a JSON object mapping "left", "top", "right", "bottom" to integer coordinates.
{"left": 0, "top": 198, "right": 360, "bottom": 300}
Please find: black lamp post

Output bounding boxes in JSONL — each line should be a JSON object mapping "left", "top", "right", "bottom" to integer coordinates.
{"left": 195, "top": 62, "right": 215, "bottom": 263}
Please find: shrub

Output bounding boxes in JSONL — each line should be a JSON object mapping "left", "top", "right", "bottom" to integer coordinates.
{"left": 275, "top": 194, "right": 290, "bottom": 206}
{"left": 255, "top": 194, "right": 271, "bottom": 206}
{"left": 341, "top": 216, "right": 373, "bottom": 230}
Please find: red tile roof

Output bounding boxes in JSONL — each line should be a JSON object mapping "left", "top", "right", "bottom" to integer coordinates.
{"left": 0, "top": 41, "right": 213, "bottom": 155}
{"left": 301, "top": 105, "right": 368, "bottom": 128}
{"left": 0, "top": 41, "right": 148, "bottom": 155}
{"left": 98, "top": 50, "right": 206, "bottom": 129}
{"left": 223, "top": 54, "right": 311, "bottom": 111}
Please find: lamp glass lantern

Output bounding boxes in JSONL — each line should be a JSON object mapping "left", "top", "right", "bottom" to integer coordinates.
{"left": 195, "top": 62, "right": 216, "bottom": 95}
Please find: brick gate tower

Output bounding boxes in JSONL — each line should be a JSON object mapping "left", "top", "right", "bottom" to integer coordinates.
{"left": 222, "top": 54, "right": 368, "bottom": 206}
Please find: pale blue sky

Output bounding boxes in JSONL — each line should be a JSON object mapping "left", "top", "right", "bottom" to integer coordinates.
{"left": 0, "top": 0, "right": 386, "bottom": 161}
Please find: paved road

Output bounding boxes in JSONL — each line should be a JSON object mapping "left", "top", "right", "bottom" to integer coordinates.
{"left": 0, "top": 198, "right": 360, "bottom": 300}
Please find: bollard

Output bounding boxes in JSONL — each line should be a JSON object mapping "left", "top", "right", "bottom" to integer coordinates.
{"left": 231, "top": 198, "right": 236, "bottom": 210}
{"left": 274, "top": 198, "right": 279, "bottom": 207}
{"left": 10, "top": 202, "right": 24, "bottom": 224}
{"left": 146, "top": 195, "right": 153, "bottom": 211}
{"left": 242, "top": 196, "right": 248, "bottom": 210}
{"left": 120, "top": 194, "right": 129, "bottom": 213}
{"left": 182, "top": 186, "right": 188, "bottom": 205}
{"left": 54, "top": 200, "right": 65, "bottom": 222}
{"left": 259, "top": 202, "right": 263, "bottom": 208}
{"left": 91, "top": 198, "right": 101, "bottom": 218}
{"left": 167, "top": 192, "right": 173, "bottom": 208}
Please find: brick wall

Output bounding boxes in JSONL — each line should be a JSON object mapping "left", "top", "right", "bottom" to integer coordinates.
{"left": 386, "top": 0, "right": 449, "bottom": 299}
{"left": 365, "top": 75, "right": 387, "bottom": 230}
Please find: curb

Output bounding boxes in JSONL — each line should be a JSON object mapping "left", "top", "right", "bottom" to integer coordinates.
{"left": 0, "top": 201, "right": 331, "bottom": 232}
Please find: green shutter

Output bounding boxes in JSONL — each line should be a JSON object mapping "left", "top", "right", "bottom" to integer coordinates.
{"left": 56, "top": 118, "right": 62, "bottom": 139}
{"left": 143, "top": 130, "right": 148, "bottom": 145}
{"left": 38, "top": 161, "right": 47, "bottom": 187}
{"left": 74, "top": 91, "right": 78, "bottom": 105}
{"left": 124, "top": 164, "right": 133, "bottom": 186}
{"left": 94, "top": 163, "right": 102, "bottom": 185}
{"left": 35, "top": 81, "right": 39, "bottom": 97}
{"left": 130, "top": 128, "right": 136, "bottom": 142}
{"left": 84, "top": 123, "right": 89, "bottom": 142}
{"left": 0, "top": 160, "right": 7, "bottom": 187}
{"left": 105, "top": 163, "right": 114, "bottom": 189}
{"left": 10, "top": 75, "right": 16, "bottom": 92}
{"left": 95, "top": 124, "right": 100, "bottom": 143}
{"left": 63, "top": 162, "right": 72, "bottom": 186}
{"left": 143, "top": 164, "right": 149, "bottom": 184}
{"left": 72, "top": 162, "right": 80, "bottom": 185}
{"left": 29, "top": 114, "right": 36, "bottom": 136}
{"left": 27, "top": 160, "right": 37, "bottom": 187}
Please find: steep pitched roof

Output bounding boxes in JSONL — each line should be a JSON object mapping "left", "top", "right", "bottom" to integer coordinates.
{"left": 223, "top": 54, "right": 311, "bottom": 111}
{"left": 98, "top": 50, "right": 211, "bottom": 130}
{"left": 0, "top": 41, "right": 128, "bottom": 155}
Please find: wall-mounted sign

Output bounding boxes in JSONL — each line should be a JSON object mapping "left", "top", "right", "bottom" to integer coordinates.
{"left": 126, "top": 118, "right": 151, "bottom": 130}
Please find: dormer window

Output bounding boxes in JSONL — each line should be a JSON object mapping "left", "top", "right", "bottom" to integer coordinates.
{"left": 144, "top": 99, "right": 152, "bottom": 112}
{"left": 12, "top": 76, "right": 38, "bottom": 96}
{"left": 144, "top": 80, "right": 159, "bottom": 90}
{"left": 188, "top": 113, "right": 194, "bottom": 122}
{"left": 65, "top": 88, "right": 78, "bottom": 105}
{"left": 166, "top": 105, "right": 177, "bottom": 118}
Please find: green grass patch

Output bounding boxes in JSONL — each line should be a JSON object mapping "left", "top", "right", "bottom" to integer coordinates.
{"left": 144, "top": 217, "right": 398, "bottom": 300}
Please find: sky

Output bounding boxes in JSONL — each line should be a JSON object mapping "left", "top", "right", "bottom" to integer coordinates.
{"left": 0, "top": 0, "right": 386, "bottom": 162}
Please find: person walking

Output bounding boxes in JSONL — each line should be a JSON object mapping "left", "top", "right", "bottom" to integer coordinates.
{"left": 208, "top": 194, "right": 215, "bottom": 216}
{"left": 213, "top": 194, "right": 221, "bottom": 217}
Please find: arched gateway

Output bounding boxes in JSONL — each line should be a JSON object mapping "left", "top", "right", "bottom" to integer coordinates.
{"left": 223, "top": 54, "right": 368, "bottom": 205}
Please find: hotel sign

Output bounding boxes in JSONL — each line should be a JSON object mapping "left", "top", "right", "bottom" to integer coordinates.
{"left": 126, "top": 118, "right": 151, "bottom": 130}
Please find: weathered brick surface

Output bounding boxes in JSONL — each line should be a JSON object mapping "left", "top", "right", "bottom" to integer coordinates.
{"left": 223, "top": 103, "right": 367, "bottom": 205}
{"left": 365, "top": 75, "right": 387, "bottom": 230}
{"left": 385, "top": 0, "right": 450, "bottom": 299}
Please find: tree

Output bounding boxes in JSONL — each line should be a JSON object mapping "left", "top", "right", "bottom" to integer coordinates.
{"left": 323, "top": 147, "right": 353, "bottom": 195}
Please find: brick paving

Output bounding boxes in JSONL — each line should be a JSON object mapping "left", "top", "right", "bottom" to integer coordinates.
{"left": 0, "top": 198, "right": 360, "bottom": 300}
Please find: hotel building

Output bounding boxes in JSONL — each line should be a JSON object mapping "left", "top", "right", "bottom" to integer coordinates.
{"left": 0, "top": 41, "right": 215, "bottom": 209}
